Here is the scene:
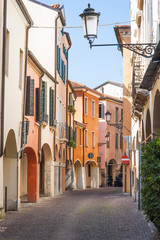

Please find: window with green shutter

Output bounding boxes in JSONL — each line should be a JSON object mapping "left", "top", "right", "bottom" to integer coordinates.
{"left": 115, "top": 107, "right": 118, "bottom": 123}
{"left": 115, "top": 133, "right": 118, "bottom": 149}
{"left": 106, "top": 132, "right": 110, "bottom": 148}
{"left": 99, "top": 103, "right": 104, "bottom": 118}
{"left": 25, "top": 76, "right": 34, "bottom": 116}
{"left": 49, "top": 88, "right": 54, "bottom": 126}
{"left": 41, "top": 81, "right": 48, "bottom": 123}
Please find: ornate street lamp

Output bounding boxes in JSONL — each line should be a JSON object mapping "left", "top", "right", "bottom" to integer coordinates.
{"left": 105, "top": 110, "right": 123, "bottom": 133}
{"left": 105, "top": 110, "right": 111, "bottom": 123}
{"left": 80, "top": 4, "right": 156, "bottom": 58}
{"left": 79, "top": 4, "right": 100, "bottom": 46}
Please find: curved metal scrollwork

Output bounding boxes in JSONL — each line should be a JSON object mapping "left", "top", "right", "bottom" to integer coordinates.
{"left": 118, "top": 43, "right": 156, "bottom": 58}
{"left": 91, "top": 43, "right": 157, "bottom": 58}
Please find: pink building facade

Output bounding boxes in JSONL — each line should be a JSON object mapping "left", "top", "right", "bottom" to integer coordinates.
{"left": 99, "top": 95, "right": 123, "bottom": 186}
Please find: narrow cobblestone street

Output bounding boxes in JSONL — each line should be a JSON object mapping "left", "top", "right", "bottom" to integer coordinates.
{"left": 0, "top": 188, "right": 153, "bottom": 240}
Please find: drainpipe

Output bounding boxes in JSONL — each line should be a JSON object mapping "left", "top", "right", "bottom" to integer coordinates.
{"left": 82, "top": 89, "right": 88, "bottom": 167}
{"left": 66, "top": 50, "right": 68, "bottom": 169}
{"left": 54, "top": 14, "right": 59, "bottom": 161}
{"left": 0, "top": 0, "right": 7, "bottom": 157}
{"left": 38, "top": 73, "right": 44, "bottom": 165}
{"left": 82, "top": 91, "right": 85, "bottom": 167}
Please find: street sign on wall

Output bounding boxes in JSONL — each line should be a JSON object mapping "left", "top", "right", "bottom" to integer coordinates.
{"left": 88, "top": 152, "right": 94, "bottom": 159}
{"left": 121, "top": 155, "right": 130, "bottom": 164}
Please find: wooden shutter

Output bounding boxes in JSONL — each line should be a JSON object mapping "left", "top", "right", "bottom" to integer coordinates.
{"left": 25, "top": 76, "right": 34, "bottom": 116}
{"left": 101, "top": 104, "right": 104, "bottom": 118}
{"left": 50, "top": 88, "right": 54, "bottom": 126}
{"left": 115, "top": 133, "right": 118, "bottom": 149}
{"left": 36, "top": 88, "right": 40, "bottom": 122}
{"left": 57, "top": 45, "right": 59, "bottom": 72}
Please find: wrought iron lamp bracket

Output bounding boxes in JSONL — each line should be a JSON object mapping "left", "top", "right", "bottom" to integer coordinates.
{"left": 90, "top": 42, "right": 157, "bottom": 58}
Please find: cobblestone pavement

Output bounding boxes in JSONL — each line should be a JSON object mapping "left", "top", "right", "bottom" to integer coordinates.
{"left": 0, "top": 187, "right": 153, "bottom": 240}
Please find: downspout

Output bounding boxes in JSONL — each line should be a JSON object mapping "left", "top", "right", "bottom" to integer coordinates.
{"left": 54, "top": 13, "right": 59, "bottom": 161}
{"left": 66, "top": 50, "right": 68, "bottom": 169}
{"left": 82, "top": 91, "right": 85, "bottom": 167}
{"left": 17, "top": 24, "right": 31, "bottom": 210}
{"left": 82, "top": 89, "right": 88, "bottom": 167}
{"left": 0, "top": 0, "right": 7, "bottom": 157}
{"left": 38, "top": 73, "right": 44, "bottom": 164}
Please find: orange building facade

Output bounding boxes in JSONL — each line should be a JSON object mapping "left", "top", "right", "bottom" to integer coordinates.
{"left": 71, "top": 82, "right": 100, "bottom": 189}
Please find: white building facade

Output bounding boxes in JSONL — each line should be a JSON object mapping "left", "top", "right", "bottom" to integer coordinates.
{"left": 130, "top": 0, "right": 160, "bottom": 203}
{"left": 0, "top": 0, "right": 32, "bottom": 213}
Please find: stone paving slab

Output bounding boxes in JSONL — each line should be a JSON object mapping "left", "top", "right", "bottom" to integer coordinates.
{"left": 0, "top": 188, "right": 154, "bottom": 240}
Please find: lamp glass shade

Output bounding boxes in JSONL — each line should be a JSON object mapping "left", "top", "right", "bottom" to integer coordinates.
{"left": 82, "top": 15, "right": 99, "bottom": 39}
{"left": 105, "top": 111, "right": 111, "bottom": 122}
{"left": 80, "top": 4, "right": 100, "bottom": 41}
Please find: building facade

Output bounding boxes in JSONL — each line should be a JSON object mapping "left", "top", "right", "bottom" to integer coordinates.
{"left": 23, "top": 0, "right": 71, "bottom": 196}
{"left": 0, "top": 0, "right": 33, "bottom": 213}
{"left": 71, "top": 82, "right": 100, "bottom": 189}
{"left": 114, "top": 25, "right": 132, "bottom": 193}
{"left": 98, "top": 94, "right": 123, "bottom": 187}
{"left": 130, "top": 0, "right": 159, "bottom": 204}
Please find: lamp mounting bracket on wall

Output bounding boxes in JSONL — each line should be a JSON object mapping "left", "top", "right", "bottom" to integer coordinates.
{"left": 80, "top": 4, "right": 157, "bottom": 58}
{"left": 90, "top": 43, "right": 156, "bottom": 58}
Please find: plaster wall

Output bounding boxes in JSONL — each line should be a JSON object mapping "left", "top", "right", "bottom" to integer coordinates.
{"left": 4, "top": 0, "right": 28, "bottom": 150}
{"left": 74, "top": 92, "right": 83, "bottom": 123}
{"left": 96, "top": 83, "right": 123, "bottom": 99}
{"left": 23, "top": 0, "right": 57, "bottom": 76}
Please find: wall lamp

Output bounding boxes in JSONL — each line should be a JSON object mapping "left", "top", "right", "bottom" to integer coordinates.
{"left": 80, "top": 4, "right": 156, "bottom": 58}
{"left": 105, "top": 110, "right": 122, "bottom": 133}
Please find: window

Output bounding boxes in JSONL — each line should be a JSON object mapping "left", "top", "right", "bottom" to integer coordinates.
{"left": 101, "top": 87, "right": 104, "bottom": 93}
{"left": 92, "top": 132, "right": 95, "bottom": 148}
{"left": 75, "top": 127, "right": 78, "bottom": 144}
{"left": 5, "top": 29, "right": 9, "bottom": 76}
{"left": 99, "top": 103, "right": 104, "bottom": 118}
{"left": 85, "top": 129, "right": 88, "bottom": 147}
{"left": 36, "top": 88, "right": 40, "bottom": 122}
{"left": 120, "top": 134, "right": 123, "bottom": 149}
{"left": 115, "top": 133, "right": 118, "bottom": 149}
{"left": 106, "top": 132, "right": 110, "bottom": 148}
{"left": 92, "top": 100, "right": 95, "bottom": 117}
{"left": 115, "top": 107, "right": 118, "bottom": 122}
{"left": 79, "top": 129, "right": 82, "bottom": 146}
{"left": 41, "top": 81, "right": 48, "bottom": 123}
{"left": 121, "top": 109, "right": 123, "bottom": 120}
{"left": 49, "top": 88, "right": 54, "bottom": 126}
{"left": 84, "top": 97, "right": 88, "bottom": 115}
{"left": 19, "top": 49, "right": 23, "bottom": 89}
{"left": 25, "top": 76, "right": 34, "bottom": 116}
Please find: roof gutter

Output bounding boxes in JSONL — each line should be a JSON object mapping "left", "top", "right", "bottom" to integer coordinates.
{"left": 0, "top": 0, "right": 7, "bottom": 157}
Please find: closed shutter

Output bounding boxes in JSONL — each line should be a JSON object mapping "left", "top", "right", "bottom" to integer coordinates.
{"left": 42, "top": 81, "right": 47, "bottom": 122}
{"left": 57, "top": 45, "right": 59, "bottom": 72}
{"left": 115, "top": 133, "right": 118, "bottom": 149}
{"left": 25, "top": 76, "right": 34, "bottom": 116}
{"left": 64, "top": 64, "right": 66, "bottom": 84}
{"left": 101, "top": 104, "right": 104, "bottom": 118}
{"left": 50, "top": 88, "right": 54, "bottom": 126}
{"left": 36, "top": 88, "right": 40, "bottom": 122}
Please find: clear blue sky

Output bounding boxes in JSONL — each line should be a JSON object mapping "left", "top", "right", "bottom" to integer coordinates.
{"left": 38, "top": 0, "right": 130, "bottom": 88}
